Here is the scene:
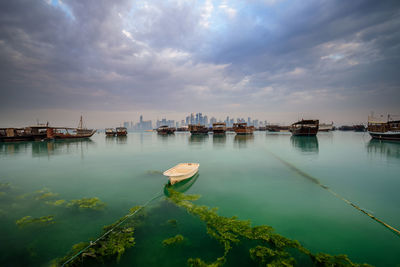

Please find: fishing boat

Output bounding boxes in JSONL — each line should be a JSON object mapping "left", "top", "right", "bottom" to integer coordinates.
{"left": 212, "top": 122, "right": 226, "bottom": 135}
{"left": 290, "top": 119, "right": 319, "bottom": 136}
{"left": 188, "top": 124, "right": 209, "bottom": 135}
{"left": 163, "top": 163, "right": 200, "bottom": 185}
{"left": 233, "top": 123, "right": 254, "bottom": 135}
{"left": 105, "top": 128, "right": 116, "bottom": 136}
{"left": 367, "top": 115, "right": 400, "bottom": 141}
{"left": 156, "top": 125, "right": 176, "bottom": 135}
{"left": 116, "top": 127, "right": 127, "bottom": 136}
{"left": 266, "top": 125, "right": 290, "bottom": 132}
{"left": 319, "top": 122, "right": 333, "bottom": 132}
{"left": 0, "top": 123, "right": 49, "bottom": 142}
{"left": 46, "top": 117, "right": 96, "bottom": 139}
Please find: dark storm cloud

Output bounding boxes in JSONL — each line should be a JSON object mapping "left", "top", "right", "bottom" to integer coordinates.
{"left": 0, "top": 0, "right": 399, "bottom": 123}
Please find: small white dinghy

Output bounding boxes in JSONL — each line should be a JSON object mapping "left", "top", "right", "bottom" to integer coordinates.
{"left": 163, "top": 163, "right": 200, "bottom": 185}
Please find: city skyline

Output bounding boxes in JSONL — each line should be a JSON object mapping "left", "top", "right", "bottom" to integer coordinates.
{"left": 1, "top": 1, "right": 399, "bottom": 127}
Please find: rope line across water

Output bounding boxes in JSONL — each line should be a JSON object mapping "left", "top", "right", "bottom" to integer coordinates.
{"left": 61, "top": 189, "right": 163, "bottom": 267}
{"left": 267, "top": 150, "right": 400, "bottom": 237}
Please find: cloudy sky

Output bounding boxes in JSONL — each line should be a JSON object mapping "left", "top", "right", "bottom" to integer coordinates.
{"left": 0, "top": 0, "right": 399, "bottom": 127}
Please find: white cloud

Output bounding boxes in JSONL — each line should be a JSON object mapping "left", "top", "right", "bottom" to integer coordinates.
{"left": 200, "top": 0, "right": 214, "bottom": 27}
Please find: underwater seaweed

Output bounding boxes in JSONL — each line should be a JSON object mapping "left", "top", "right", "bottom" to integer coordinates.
{"left": 167, "top": 219, "right": 178, "bottom": 227}
{"left": 54, "top": 206, "right": 144, "bottom": 266}
{"left": 66, "top": 197, "right": 106, "bottom": 211}
{"left": 162, "top": 234, "right": 185, "bottom": 246}
{"left": 46, "top": 199, "right": 66, "bottom": 206}
{"left": 16, "top": 215, "right": 55, "bottom": 227}
{"left": 167, "top": 189, "right": 372, "bottom": 267}
{"left": 0, "top": 182, "right": 10, "bottom": 191}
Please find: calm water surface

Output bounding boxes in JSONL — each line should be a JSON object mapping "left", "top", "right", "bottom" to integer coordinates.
{"left": 0, "top": 131, "right": 399, "bottom": 266}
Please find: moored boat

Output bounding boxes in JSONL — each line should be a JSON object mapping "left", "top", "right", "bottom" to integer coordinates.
{"left": 105, "top": 128, "right": 116, "bottom": 136}
{"left": 233, "top": 123, "right": 254, "bottom": 135}
{"left": 116, "top": 127, "right": 127, "bottom": 136}
{"left": 266, "top": 125, "right": 290, "bottom": 132}
{"left": 157, "top": 125, "right": 176, "bottom": 135}
{"left": 46, "top": 117, "right": 96, "bottom": 139}
{"left": 163, "top": 163, "right": 200, "bottom": 185}
{"left": 212, "top": 122, "right": 226, "bottom": 135}
{"left": 290, "top": 119, "right": 319, "bottom": 136}
{"left": 0, "top": 123, "right": 49, "bottom": 142}
{"left": 368, "top": 115, "right": 400, "bottom": 141}
{"left": 319, "top": 122, "right": 333, "bottom": 132}
{"left": 188, "top": 124, "right": 209, "bottom": 135}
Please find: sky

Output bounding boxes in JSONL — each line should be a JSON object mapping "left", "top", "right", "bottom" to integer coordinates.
{"left": 0, "top": 0, "right": 399, "bottom": 128}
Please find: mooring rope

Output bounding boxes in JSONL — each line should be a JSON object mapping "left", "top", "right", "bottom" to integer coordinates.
{"left": 61, "top": 189, "right": 164, "bottom": 267}
{"left": 267, "top": 150, "right": 400, "bottom": 237}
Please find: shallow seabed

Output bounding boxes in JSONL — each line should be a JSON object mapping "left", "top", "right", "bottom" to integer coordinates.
{"left": 0, "top": 131, "right": 399, "bottom": 266}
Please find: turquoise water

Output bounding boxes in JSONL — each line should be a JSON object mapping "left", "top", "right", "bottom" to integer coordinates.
{"left": 0, "top": 131, "right": 400, "bottom": 266}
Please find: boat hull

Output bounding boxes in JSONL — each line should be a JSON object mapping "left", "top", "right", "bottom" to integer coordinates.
{"left": 168, "top": 169, "right": 198, "bottom": 185}
{"left": 291, "top": 128, "right": 318, "bottom": 136}
{"left": 369, "top": 131, "right": 400, "bottom": 141}
{"left": 163, "top": 163, "right": 200, "bottom": 185}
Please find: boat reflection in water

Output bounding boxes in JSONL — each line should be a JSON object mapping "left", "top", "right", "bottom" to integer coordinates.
{"left": 116, "top": 136, "right": 128, "bottom": 145}
{"left": 188, "top": 134, "right": 209, "bottom": 145}
{"left": 164, "top": 173, "right": 199, "bottom": 197}
{"left": 0, "top": 142, "right": 31, "bottom": 156}
{"left": 367, "top": 139, "right": 400, "bottom": 160}
{"left": 234, "top": 134, "right": 254, "bottom": 148}
{"left": 157, "top": 133, "right": 175, "bottom": 144}
{"left": 32, "top": 139, "right": 95, "bottom": 158}
{"left": 290, "top": 136, "right": 319, "bottom": 154}
{"left": 212, "top": 135, "right": 226, "bottom": 148}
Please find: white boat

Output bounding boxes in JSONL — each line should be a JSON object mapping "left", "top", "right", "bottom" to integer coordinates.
{"left": 163, "top": 163, "right": 200, "bottom": 185}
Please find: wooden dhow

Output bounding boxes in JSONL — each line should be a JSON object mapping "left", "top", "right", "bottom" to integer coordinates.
{"left": 105, "top": 128, "right": 116, "bottom": 136}
{"left": 157, "top": 125, "right": 176, "bottom": 135}
{"left": 233, "top": 123, "right": 254, "bottom": 135}
{"left": 212, "top": 122, "right": 226, "bottom": 135}
{"left": 116, "top": 127, "right": 127, "bottom": 136}
{"left": 188, "top": 124, "right": 209, "bottom": 135}
{"left": 290, "top": 119, "right": 319, "bottom": 136}
{"left": 368, "top": 115, "right": 400, "bottom": 141}
{"left": 46, "top": 116, "right": 96, "bottom": 139}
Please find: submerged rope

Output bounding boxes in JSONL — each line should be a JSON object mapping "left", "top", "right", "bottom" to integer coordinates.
{"left": 61, "top": 189, "right": 163, "bottom": 267}
{"left": 267, "top": 150, "right": 400, "bottom": 237}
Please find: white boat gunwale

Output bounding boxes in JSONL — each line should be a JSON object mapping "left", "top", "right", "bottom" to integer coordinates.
{"left": 163, "top": 163, "right": 200, "bottom": 185}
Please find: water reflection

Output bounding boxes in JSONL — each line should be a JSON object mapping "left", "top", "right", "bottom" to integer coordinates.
{"left": 157, "top": 133, "right": 175, "bottom": 144}
{"left": 290, "top": 136, "right": 319, "bottom": 154}
{"left": 164, "top": 173, "right": 199, "bottom": 196}
{"left": 212, "top": 135, "right": 226, "bottom": 148}
{"left": 234, "top": 135, "right": 254, "bottom": 148}
{"left": 116, "top": 136, "right": 127, "bottom": 145}
{"left": 105, "top": 136, "right": 116, "bottom": 144}
{"left": 188, "top": 135, "right": 209, "bottom": 145}
{"left": 367, "top": 139, "right": 400, "bottom": 160}
{"left": 0, "top": 142, "right": 30, "bottom": 156}
{"left": 32, "top": 139, "right": 95, "bottom": 158}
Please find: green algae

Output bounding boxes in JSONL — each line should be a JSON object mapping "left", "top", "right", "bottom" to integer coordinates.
{"left": 54, "top": 206, "right": 144, "bottom": 266}
{"left": 167, "top": 189, "right": 372, "bottom": 267}
{"left": 34, "top": 188, "right": 59, "bottom": 200}
{"left": 167, "top": 219, "right": 178, "bottom": 227}
{"left": 46, "top": 199, "right": 66, "bottom": 206}
{"left": 0, "top": 182, "right": 10, "bottom": 191}
{"left": 162, "top": 234, "right": 185, "bottom": 247}
{"left": 66, "top": 197, "right": 106, "bottom": 211}
{"left": 16, "top": 215, "right": 55, "bottom": 228}
{"left": 0, "top": 192, "right": 5, "bottom": 197}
